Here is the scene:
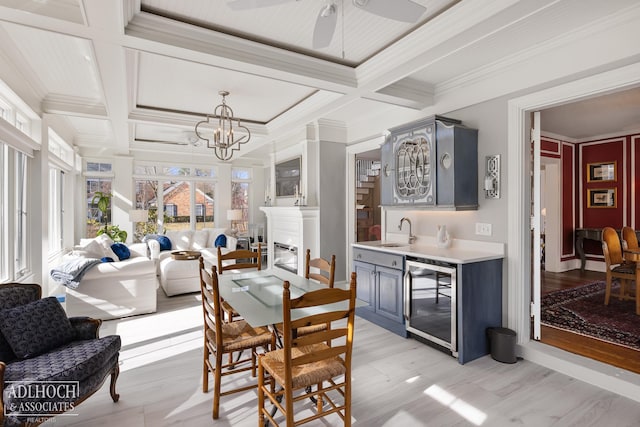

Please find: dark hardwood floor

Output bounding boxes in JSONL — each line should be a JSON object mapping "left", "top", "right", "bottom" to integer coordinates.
{"left": 540, "top": 268, "right": 640, "bottom": 374}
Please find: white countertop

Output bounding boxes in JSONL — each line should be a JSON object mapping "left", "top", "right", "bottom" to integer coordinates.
{"left": 352, "top": 240, "right": 504, "bottom": 264}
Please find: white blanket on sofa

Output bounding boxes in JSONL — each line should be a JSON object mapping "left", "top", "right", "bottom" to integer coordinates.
{"left": 50, "top": 257, "right": 102, "bottom": 289}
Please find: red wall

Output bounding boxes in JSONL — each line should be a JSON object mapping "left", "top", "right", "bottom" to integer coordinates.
{"left": 580, "top": 137, "right": 626, "bottom": 229}
{"left": 544, "top": 133, "right": 640, "bottom": 264}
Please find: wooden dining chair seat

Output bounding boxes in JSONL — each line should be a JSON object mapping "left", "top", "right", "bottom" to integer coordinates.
{"left": 198, "top": 257, "right": 275, "bottom": 420}
{"left": 258, "top": 272, "right": 357, "bottom": 427}
{"left": 602, "top": 226, "right": 637, "bottom": 306}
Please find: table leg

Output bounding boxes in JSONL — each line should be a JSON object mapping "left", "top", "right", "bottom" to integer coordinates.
{"left": 576, "top": 233, "right": 586, "bottom": 271}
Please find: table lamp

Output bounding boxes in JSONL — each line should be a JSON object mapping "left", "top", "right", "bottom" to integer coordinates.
{"left": 227, "top": 209, "right": 243, "bottom": 236}
{"left": 129, "top": 209, "right": 149, "bottom": 242}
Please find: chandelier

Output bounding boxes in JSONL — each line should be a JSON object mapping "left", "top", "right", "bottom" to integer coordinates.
{"left": 195, "top": 91, "right": 251, "bottom": 161}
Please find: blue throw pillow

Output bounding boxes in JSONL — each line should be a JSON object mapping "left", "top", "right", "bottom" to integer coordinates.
{"left": 0, "top": 297, "right": 75, "bottom": 359}
{"left": 111, "top": 243, "right": 131, "bottom": 261}
{"left": 214, "top": 234, "right": 227, "bottom": 248}
{"left": 156, "top": 235, "right": 172, "bottom": 251}
{"left": 101, "top": 257, "right": 114, "bottom": 263}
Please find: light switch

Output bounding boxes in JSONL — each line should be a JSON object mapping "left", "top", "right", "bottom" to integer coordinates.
{"left": 475, "top": 223, "right": 492, "bottom": 236}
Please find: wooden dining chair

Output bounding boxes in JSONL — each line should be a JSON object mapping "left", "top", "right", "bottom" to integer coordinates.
{"left": 622, "top": 226, "right": 639, "bottom": 251}
{"left": 217, "top": 243, "right": 262, "bottom": 323}
{"left": 258, "top": 272, "right": 357, "bottom": 427}
{"left": 602, "top": 226, "right": 636, "bottom": 306}
{"left": 305, "top": 249, "right": 336, "bottom": 287}
{"left": 198, "top": 257, "right": 275, "bottom": 419}
{"left": 274, "top": 251, "right": 337, "bottom": 341}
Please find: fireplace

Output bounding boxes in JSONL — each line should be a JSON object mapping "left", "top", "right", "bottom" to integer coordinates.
{"left": 274, "top": 242, "right": 298, "bottom": 273}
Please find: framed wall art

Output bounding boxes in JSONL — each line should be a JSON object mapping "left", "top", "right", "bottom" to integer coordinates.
{"left": 587, "top": 161, "right": 616, "bottom": 182}
{"left": 587, "top": 188, "right": 616, "bottom": 208}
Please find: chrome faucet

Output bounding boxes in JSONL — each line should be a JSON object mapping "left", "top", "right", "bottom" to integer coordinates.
{"left": 398, "top": 217, "right": 416, "bottom": 244}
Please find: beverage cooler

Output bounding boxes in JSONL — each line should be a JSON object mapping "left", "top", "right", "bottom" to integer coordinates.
{"left": 404, "top": 256, "right": 458, "bottom": 357}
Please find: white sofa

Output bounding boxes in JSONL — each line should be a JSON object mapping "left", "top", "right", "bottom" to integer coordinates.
{"left": 151, "top": 228, "right": 238, "bottom": 296}
{"left": 61, "top": 236, "right": 159, "bottom": 320}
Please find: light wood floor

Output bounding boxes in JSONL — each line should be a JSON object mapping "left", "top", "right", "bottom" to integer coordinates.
{"left": 51, "top": 289, "right": 640, "bottom": 426}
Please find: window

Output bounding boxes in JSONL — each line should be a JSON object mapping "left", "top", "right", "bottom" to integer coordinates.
{"left": 0, "top": 97, "right": 10, "bottom": 121}
{"left": 49, "top": 168, "right": 64, "bottom": 253}
{"left": 86, "top": 162, "right": 112, "bottom": 173}
{"left": 231, "top": 168, "right": 251, "bottom": 234}
{"left": 86, "top": 177, "right": 112, "bottom": 238}
{"left": 134, "top": 163, "right": 219, "bottom": 232}
{"left": 195, "top": 182, "right": 215, "bottom": 230}
{"left": 15, "top": 114, "right": 28, "bottom": 134}
{"left": 15, "top": 151, "right": 28, "bottom": 277}
{"left": 165, "top": 203, "right": 177, "bottom": 217}
{"left": 135, "top": 178, "right": 159, "bottom": 235}
{"left": 85, "top": 161, "right": 113, "bottom": 238}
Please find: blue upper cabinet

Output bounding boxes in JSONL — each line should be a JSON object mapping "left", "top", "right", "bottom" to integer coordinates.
{"left": 380, "top": 115, "right": 478, "bottom": 210}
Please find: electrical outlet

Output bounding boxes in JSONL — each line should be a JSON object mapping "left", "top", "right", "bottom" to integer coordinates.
{"left": 475, "top": 222, "right": 492, "bottom": 236}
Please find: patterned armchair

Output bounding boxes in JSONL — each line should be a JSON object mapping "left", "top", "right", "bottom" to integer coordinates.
{"left": 0, "top": 283, "right": 121, "bottom": 426}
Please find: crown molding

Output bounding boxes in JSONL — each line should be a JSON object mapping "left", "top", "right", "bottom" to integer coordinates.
{"left": 42, "top": 94, "right": 107, "bottom": 118}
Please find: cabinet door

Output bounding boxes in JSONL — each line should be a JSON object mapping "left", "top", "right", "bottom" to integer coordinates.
{"left": 375, "top": 265, "right": 404, "bottom": 323}
{"left": 354, "top": 261, "right": 375, "bottom": 312}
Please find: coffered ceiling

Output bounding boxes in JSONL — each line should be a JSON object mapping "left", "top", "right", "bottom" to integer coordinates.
{"left": 0, "top": 0, "right": 639, "bottom": 164}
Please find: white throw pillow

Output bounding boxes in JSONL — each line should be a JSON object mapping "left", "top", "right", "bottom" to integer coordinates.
{"left": 166, "top": 230, "right": 192, "bottom": 250}
{"left": 95, "top": 234, "right": 119, "bottom": 260}
{"left": 79, "top": 239, "right": 104, "bottom": 259}
{"left": 192, "top": 230, "right": 209, "bottom": 250}
{"left": 226, "top": 235, "right": 238, "bottom": 251}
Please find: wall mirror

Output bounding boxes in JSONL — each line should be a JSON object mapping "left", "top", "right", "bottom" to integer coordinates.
{"left": 275, "top": 157, "right": 301, "bottom": 197}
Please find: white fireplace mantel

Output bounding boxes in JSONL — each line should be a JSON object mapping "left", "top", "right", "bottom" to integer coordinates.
{"left": 260, "top": 206, "right": 319, "bottom": 274}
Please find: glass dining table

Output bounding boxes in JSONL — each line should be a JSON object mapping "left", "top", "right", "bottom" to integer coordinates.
{"left": 216, "top": 268, "right": 359, "bottom": 328}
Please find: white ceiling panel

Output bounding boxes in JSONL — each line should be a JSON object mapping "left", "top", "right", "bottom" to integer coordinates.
{"left": 136, "top": 52, "right": 317, "bottom": 123}
{"left": 0, "top": 0, "right": 84, "bottom": 24}
{"left": 135, "top": 122, "right": 197, "bottom": 144}
{"left": 541, "top": 86, "right": 640, "bottom": 140}
{"left": 140, "top": 0, "right": 456, "bottom": 65}
{"left": 1, "top": 22, "right": 101, "bottom": 100}
{"left": 66, "top": 116, "right": 113, "bottom": 136}
{"left": 409, "top": 0, "right": 639, "bottom": 86}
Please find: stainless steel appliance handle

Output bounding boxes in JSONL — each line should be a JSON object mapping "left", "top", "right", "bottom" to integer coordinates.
{"left": 403, "top": 268, "right": 410, "bottom": 321}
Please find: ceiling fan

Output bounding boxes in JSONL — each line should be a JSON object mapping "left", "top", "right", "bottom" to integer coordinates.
{"left": 227, "top": 0, "right": 427, "bottom": 49}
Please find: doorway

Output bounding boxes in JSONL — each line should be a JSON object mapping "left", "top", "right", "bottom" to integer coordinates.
{"left": 527, "top": 85, "right": 640, "bottom": 374}
{"left": 355, "top": 149, "right": 381, "bottom": 242}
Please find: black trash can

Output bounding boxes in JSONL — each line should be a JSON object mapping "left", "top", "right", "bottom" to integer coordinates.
{"left": 487, "top": 327, "right": 517, "bottom": 364}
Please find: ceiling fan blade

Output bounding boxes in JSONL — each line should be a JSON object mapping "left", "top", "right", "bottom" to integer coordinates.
{"left": 227, "top": 0, "right": 297, "bottom": 11}
{"left": 312, "top": 4, "right": 337, "bottom": 49}
{"left": 355, "top": 0, "right": 426, "bottom": 23}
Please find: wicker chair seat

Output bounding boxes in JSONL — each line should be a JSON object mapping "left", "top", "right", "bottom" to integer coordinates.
{"left": 205, "top": 320, "right": 272, "bottom": 353}
{"left": 260, "top": 343, "right": 346, "bottom": 389}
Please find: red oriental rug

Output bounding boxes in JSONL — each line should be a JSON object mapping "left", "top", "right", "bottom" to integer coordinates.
{"left": 541, "top": 281, "right": 640, "bottom": 350}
